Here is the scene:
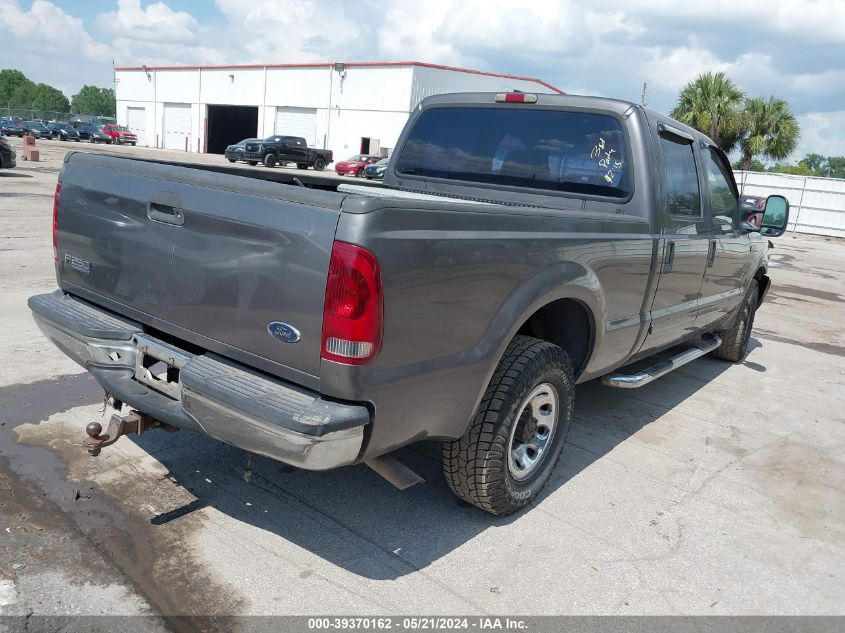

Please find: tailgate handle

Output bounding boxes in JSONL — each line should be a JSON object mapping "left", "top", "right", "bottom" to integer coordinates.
{"left": 147, "top": 192, "right": 185, "bottom": 226}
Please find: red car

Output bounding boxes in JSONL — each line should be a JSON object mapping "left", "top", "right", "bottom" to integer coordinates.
{"left": 334, "top": 154, "right": 380, "bottom": 176}
{"left": 101, "top": 124, "right": 138, "bottom": 146}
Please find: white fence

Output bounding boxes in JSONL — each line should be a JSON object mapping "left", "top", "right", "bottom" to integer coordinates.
{"left": 735, "top": 171, "right": 845, "bottom": 238}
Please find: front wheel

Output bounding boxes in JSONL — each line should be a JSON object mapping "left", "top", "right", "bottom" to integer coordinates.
{"left": 264, "top": 153, "right": 277, "bottom": 168}
{"left": 443, "top": 335, "right": 574, "bottom": 516}
{"left": 712, "top": 278, "right": 759, "bottom": 362}
{"left": 313, "top": 157, "right": 326, "bottom": 171}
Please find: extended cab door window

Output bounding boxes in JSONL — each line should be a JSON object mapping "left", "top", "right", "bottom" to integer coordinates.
{"left": 658, "top": 134, "right": 705, "bottom": 234}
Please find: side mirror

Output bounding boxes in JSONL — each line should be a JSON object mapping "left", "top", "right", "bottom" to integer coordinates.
{"left": 759, "top": 195, "right": 789, "bottom": 237}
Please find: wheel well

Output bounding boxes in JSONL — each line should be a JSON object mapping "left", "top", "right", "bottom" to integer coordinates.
{"left": 515, "top": 298, "right": 594, "bottom": 377}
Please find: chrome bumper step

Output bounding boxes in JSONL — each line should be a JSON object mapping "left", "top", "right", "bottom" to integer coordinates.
{"left": 602, "top": 335, "right": 722, "bottom": 389}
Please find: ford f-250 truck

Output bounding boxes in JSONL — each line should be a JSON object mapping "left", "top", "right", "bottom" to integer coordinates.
{"left": 29, "top": 92, "right": 789, "bottom": 515}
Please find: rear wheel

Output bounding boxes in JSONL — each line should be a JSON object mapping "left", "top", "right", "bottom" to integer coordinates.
{"left": 313, "top": 157, "right": 326, "bottom": 171}
{"left": 712, "top": 279, "right": 759, "bottom": 362}
{"left": 443, "top": 335, "right": 574, "bottom": 516}
{"left": 264, "top": 153, "right": 277, "bottom": 168}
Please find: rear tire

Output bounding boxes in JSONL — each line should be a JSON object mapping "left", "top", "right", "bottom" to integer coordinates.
{"left": 264, "top": 153, "right": 277, "bottom": 168}
{"left": 313, "top": 157, "right": 326, "bottom": 171}
{"left": 443, "top": 335, "right": 574, "bottom": 516}
{"left": 712, "top": 278, "right": 759, "bottom": 362}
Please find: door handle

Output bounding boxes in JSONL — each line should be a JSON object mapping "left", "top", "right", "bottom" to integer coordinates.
{"left": 707, "top": 240, "right": 716, "bottom": 267}
{"left": 662, "top": 241, "right": 675, "bottom": 273}
{"left": 147, "top": 192, "right": 185, "bottom": 226}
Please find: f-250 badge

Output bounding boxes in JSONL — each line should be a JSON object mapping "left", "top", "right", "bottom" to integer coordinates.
{"left": 64, "top": 253, "right": 91, "bottom": 275}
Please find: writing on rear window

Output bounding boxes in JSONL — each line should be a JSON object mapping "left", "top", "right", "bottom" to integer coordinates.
{"left": 396, "top": 107, "right": 630, "bottom": 198}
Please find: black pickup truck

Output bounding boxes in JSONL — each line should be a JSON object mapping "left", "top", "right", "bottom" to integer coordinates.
{"left": 242, "top": 135, "right": 333, "bottom": 170}
{"left": 30, "top": 92, "right": 790, "bottom": 516}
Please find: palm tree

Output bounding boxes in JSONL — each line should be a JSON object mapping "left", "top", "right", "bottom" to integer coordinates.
{"left": 670, "top": 71, "right": 744, "bottom": 151}
{"left": 739, "top": 96, "right": 799, "bottom": 171}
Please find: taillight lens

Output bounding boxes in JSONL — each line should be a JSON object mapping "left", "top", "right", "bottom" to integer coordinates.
{"left": 321, "top": 241, "right": 383, "bottom": 365}
{"left": 52, "top": 182, "right": 61, "bottom": 262}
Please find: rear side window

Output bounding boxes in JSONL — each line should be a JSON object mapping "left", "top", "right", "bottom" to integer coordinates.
{"left": 659, "top": 135, "right": 701, "bottom": 217}
{"left": 396, "top": 107, "right": 630, "bottom": 198}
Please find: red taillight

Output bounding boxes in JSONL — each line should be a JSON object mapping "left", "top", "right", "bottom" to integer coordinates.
{"left": 756, "top": 199, "right": 765, "bottom": 210}
{"left": 52, "top": 182, "right": 61, "bottom": 262}
{"left": 321, "top": 241, "right": 383, "bottom": 365}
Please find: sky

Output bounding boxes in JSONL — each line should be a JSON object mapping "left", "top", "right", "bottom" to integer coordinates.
{"left": 1, "top": 0, "right": 844, "bottom": 161}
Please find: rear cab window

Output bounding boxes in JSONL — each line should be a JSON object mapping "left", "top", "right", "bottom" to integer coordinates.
{"left": 396, "top": 107, "right": 631, "bottom": 199}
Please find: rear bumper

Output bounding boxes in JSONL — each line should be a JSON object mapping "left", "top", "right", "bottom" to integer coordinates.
{"left": 28, "top": 290, "right": 369, "bottom": 470}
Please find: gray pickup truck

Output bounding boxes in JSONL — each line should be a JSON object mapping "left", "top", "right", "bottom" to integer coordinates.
{"left": 29, "top": 92, "right": 789, "bottom": 515}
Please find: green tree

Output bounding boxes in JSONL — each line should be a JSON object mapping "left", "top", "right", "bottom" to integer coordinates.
{"left": 670, "top": 71, "right": 745, "bottom": 151}
{"left": 739, "top": 96, "right": 799, "bottom": 171}
{"left": 733, "top": 157, "right": 766, "bottom": 172}
{"left": 769, "top": 163, "right": 811, "bottom": 176}
{"left": 798, "top": 153, "right": 827, "bottom": 175}
{"left": 32, "top": 83, "right": 70, "bottom": 113}
{"left": 825, "top": 157, "right": 845, "bottom": 179}
{"left": 71, "top": 85, "right": 115, "bottom": 117}
{"left": 8, "top": 81, "right": 36, "bottom": 109}
{"left": 0, "top": 69, "right": 32, "bottom": 108}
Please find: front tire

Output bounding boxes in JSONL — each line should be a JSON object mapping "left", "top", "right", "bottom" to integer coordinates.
{"left": 443, "top": 335, "right": 574, "bottom": 516}
{"left": 264, "top": 153, "right": 277, "bottom": 168}
{"left": 713, "top": 278, "right": 759, "bottom": 362}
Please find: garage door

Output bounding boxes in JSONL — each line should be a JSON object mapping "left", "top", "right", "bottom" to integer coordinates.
{"left": 164, "top": 103, "right": 192, "bottom": 150}
{"left": 274, "top": 107, "right": 317, "bottom": 147}
{"left": 126, "top": 107, "right": 146, "bottom": 146}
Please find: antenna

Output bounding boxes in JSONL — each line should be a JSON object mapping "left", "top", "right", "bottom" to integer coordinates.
{"left": 641, "top": 82, "right": 648, "bottom": 107}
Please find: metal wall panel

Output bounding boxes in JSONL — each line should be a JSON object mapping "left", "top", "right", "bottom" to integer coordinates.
{"left": 736, "top": 171, "right": 845, "bottom": 238}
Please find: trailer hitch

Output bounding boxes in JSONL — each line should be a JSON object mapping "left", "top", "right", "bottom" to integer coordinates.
{"left": 84, "top": 410, "right": 166, "bottom": 456}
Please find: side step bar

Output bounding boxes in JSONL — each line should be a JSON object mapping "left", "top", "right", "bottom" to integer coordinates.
{"left": 602, "top": 335, "right": 722, "bottom": 389}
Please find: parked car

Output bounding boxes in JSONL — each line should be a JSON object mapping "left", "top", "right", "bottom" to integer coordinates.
{"left": 29, "top": 92, "right": 790, "bottom": 516}
{"left": 101, "top": 124, "right": 137, "bottom": 145}
{"left": 75, "top": 125, "right": 111, "bottom": 144}
{"left": 0, "top": 120, "right": 24, "bottom": 137}
{"left": 740, "top": 194, "right": 766, "bottom": 227}
{"left": 19, "top": 121, "right": 51, "bottom": 139}
{"left": 363, "top": 157, "right": 389, "bottom": 179}
{"left": 48, "top": 122, "right": 80, "bottom": 141}
{"left": 0, "top": 135, "right": 16, "bottom": 169}
{"left": 335, "top": 154, "right": 380, "bottom": 176}
{"left": 240, "top": 135, "right": 333, "bottom": 170}
{"left": 224, "top": 138, "right": 260, "bottom": 163}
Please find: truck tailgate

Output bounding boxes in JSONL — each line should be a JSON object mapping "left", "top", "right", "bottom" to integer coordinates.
{"left": 56, "top": 152, "right": 346, "bottom": 386}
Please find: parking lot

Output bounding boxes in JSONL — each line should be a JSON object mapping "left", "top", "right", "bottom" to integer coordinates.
{"left": 1, "top": 138, "right": 843, "bottom": 624}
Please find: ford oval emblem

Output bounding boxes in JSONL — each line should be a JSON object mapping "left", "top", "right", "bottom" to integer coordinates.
{"left": 267, "top": 321, "right": 301, "bottom": 344}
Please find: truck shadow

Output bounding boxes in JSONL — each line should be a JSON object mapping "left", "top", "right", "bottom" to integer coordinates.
{"left": 130, "top": 346, "right": 749, "bottom": 580}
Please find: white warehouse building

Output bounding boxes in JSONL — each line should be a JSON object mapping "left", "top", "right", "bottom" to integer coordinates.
{"left": 114, "top": 61, "right": 562, "bottom": 160}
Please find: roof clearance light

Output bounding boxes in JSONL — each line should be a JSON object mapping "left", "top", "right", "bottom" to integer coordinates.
{"left": 495, "top": 93, "right": 538, "bottom": 104}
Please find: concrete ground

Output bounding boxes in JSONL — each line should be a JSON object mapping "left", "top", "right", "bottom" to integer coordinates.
{"left": 1, "top": 137, "right": 843, "bottom": 627}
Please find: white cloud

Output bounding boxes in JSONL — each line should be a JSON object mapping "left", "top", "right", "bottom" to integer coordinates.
{"left": 794, "top": 111, "right": 845, "bottom": 160}
{"left": 96, "top": 0, "right": 199, "bottom": 44}
{"left": 0, "top": 0, "right": 110, "bottom": 62}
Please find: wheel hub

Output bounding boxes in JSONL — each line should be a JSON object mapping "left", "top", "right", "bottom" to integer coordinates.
{"left": 507, "top": 383, "right": 559, "bottom": 481}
